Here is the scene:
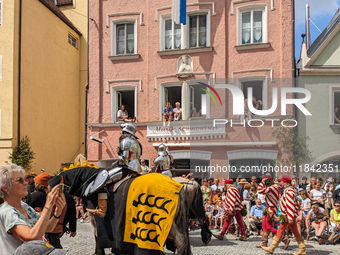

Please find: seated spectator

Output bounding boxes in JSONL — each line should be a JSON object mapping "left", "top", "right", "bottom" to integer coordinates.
{"left": 249, "top": 199, "right": 265, "bottom": 235}
{"left": 191, "top": 102, "right": 201, "bottom": 117}
{"left": 140, "top": 160, "right": 150, "bottom": 175}
{"left": 205, "top": 199, "right": 215, "bottom": 228}
{"left": 117, "top": 105, "right": 136, "bottom": 123}
{"left": 0, "top": 164, "right": 66, "bottom": 255}
{"left": 305, "top": 204, "right": 329, "bottom": 244}
{"left": 309, "top": 181, "right": 327, "bottom": 208}
{"left": 330, "top": 200, "right": 340, "bottom": 233}
{"left": 332, "top": 185, "right": 340, "bottom": 208}
{"left": 162, "top": 101, "right": 173, "bottom": 126}
{"left": 297, "top": 188, "right": 304, "bottom": 202}
{"left": 300, "top": 176, "right": 309, "bottom": 190}
{"left": 212, "top": 189, "right": 219, "bottom": 204}
{"left": 173, "top": 102, "right": 182, "bottom": 121}
{"left": 211, "top": 178, "right": 224, "bottom": 192}
{"left": 214, "top": 201, "right": 225, "bottom": 229}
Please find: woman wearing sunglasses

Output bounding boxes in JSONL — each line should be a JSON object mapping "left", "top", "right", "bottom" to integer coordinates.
{"left": 0, "top": 164, "right": 66, "bottom": 255}
{"left": 328, "top": 200, "right": 340, "bottom": 244}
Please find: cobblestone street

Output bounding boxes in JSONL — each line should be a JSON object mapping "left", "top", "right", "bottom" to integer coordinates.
{"left": 61, "top": 221, "right": 340, "bottom": 255}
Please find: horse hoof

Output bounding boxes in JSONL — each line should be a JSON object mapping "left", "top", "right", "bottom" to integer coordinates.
{"left": 204, "top": 236, "right": 211, "bottom": 245}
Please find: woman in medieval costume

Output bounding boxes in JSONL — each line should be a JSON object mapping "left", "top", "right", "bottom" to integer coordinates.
{"left": 213, "top": 179, "right": 247, "bottom": 241}
{"left": 262, "top": 175, "right": 306, "bottom": 255}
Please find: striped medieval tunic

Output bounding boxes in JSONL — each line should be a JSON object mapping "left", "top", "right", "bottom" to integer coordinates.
{"left": 225, "top": 186, "right": 244, "bottom": 214}
{"left": 257, "top": 181, "right": 280, "bottom": 214}
{"left": 280, "top": 187, "right": 299, "bottom": 221}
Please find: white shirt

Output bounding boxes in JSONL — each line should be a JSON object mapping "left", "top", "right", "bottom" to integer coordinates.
{"left": 173, "top": 107, "right": 182, "bottom": 113}
{"left": 257, "top": 192, "right": 265, "bottom": 204}
{"left": 211, "top": 184, "right": 224, "bottom": 191}
{"left": 117, "top": 109, "right": 127, "bottom": 120}
{"left": 301, "top": 198, "right": 311, "bottom": 214}
{"left": 310, "top": 189, "right": 326, "bottom": 204}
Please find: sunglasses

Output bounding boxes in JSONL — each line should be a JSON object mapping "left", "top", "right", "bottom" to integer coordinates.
{"left": 13, "top": 177, "right": 26, "bottom": 184}
{"left": 335, "top": 205, "right": 340, "bottom": 207}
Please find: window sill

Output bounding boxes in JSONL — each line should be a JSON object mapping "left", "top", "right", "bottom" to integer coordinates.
{"left": 330, "top": 124, "right": 340, "bottom": 129}
{"left": 157, "top": 47, "right": 213, "bottom": 56}
{"left": 235, "top": 43, "right": 271, "bottom": 51}
{"left": 109, "top": 54, "right": 140, "bottom": 60}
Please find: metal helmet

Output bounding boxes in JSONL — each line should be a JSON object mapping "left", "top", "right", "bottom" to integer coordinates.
{"left": 158, "top": 143, "right": 170, "bottom": 156}
{"left": 120, "top": 123, "right": 137, "bottom": 136}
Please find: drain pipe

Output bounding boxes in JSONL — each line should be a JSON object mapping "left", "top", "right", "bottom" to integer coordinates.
{"left": 84, "top": 0, "right": 89, "bottom": 158}
{"left": 17, "top": 0, "right": 23, "bottom": 145}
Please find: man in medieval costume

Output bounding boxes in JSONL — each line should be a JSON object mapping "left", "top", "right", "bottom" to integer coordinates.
{"left": 213, "top": 179, "right": 247, "bottom": 241}
{"left": 262, "top": 175, "right": 306, "bottom": 255}
{"left": 256, "top": 174, "right": 290, "bottom": 248}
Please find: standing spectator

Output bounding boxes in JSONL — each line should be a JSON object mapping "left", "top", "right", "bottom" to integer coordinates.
{"left": 329, "top": 200, "right": 340, "bottom": 242}
{"left": 25, "top": 174, "right": 36, "bottom": 195}
{"left": 162, "top": 101, "right": 173, "bottom": 126}
{"left": 325, "top": 184, "right": 333, "bottom": 212}
{"left": 309, "top": 181, "right": 327, "bottom": 208}
{"left": 300, "top": 177, "right": 309, "bottom": 190}
{"left": 251, "top": 176, "right": 259, "bottom": 190}
{"left": 208, "top": 177, "right": 214, "bottom": 187}
{"left": 211, "top": 178, "right": 224, "bottom": 192}
{"left": 140, "top": 159, "right": 150, "bottom": 175}
{"left": 237, "top": 179, "right": 248, "bottom": 202}
{"left": 306, "top": 177, "right": 316, "bottom": 192}
{"left": 205, "top": 199, "right": 215, "bottom": 228}
{"left": 75, "top": 197, "right": 87, "bottom": 221}
{"left": 300, "top": 191, "right": 311, "bottom": 217}
{"left": 45, "top": 176, "right": 77, "bottom": 248}
{"left": 249, "top": 199, "right": 265, "bottom": 235}
{"left": 214, "top": 201, "right": 225, "bottom": 229}
{"left": 201, "top": 178, "right": 212, "bottom": 204}
{"left": 0, "top": 164, "right": 65, "bottom": 255}
{"left": 305, "top": 204, "right": 329, "bottom": 244}
{"left": 173, "top": 102, "right": 182, "bottom": 121}
{"left": 234, "top": 177, "right": 240, "bottom": 187}
{"left": 243, "top": 183, "right": 252, "bottom": 232}
{"left": 278, "top": 179, "right": 285, "bottom": 195}
{"left": 323, "top": 177, "right": 335, "bottom": 192}
{"left": 26, "top": 173, "right": 51, "bottom": 213}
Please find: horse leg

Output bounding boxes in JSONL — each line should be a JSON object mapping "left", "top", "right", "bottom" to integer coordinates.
{"left": 88, "top": 212, "right": 106, "bottom": 255}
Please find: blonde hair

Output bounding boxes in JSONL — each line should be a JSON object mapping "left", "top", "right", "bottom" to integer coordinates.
{"left": 244, "top": 183, "right": 251, "bottom": 190}
{"left": 175, "top": 102, "right": 180, "bottom": 106}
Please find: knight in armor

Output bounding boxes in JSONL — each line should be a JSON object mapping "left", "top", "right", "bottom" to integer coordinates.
{"left": 86, "top": 123, "right": 142, "bottom": 217}
{"left": 151, "top": 143, "right": 173, "bottom": 177}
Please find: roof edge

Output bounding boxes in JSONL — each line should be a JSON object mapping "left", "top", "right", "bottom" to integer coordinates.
{"left": 39, "top": 0, "right": 82, "bottom": 36}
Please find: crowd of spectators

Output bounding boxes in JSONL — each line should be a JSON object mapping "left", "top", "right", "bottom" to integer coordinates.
{"left": 200, "top": 175, "right": 340, "bottom": 244}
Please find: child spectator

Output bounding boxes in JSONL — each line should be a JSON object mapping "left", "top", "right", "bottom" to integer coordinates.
{"left": 205, "top": 199, "right": 215, "bottom": 228}
{"left": 214, "top": 201, "right": 225, "bottom": 229}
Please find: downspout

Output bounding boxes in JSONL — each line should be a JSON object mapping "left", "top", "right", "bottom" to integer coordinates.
{"left": 84, "top": 0, "right": 89, "bottom": 158}
{"left": 18, "top": 0, "right": 22, "bottom": 145}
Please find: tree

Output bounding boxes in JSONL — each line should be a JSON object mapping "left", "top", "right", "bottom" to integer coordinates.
{"left": 9, "top": 136, "right": 35, "bottom": 172}
{"left": 272, "top": 120, "right": 313, "bottom": 168}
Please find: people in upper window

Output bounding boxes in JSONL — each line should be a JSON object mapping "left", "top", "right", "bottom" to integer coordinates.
{"left": 334, "top": 107, "right": 340, "bottom": 124}
{"left": 117, "top": 105, "right": 136, "bottom": 122}
{"left": 173, "top": 102, "right": 182, "bottom": 121}
{"left": 162, "top": 101, "right": 173, "bottom": 126}
{"left": 252, "top": 96, "right": 263, "bottom": 110}
{"left": 191, "top": 102, "right": 201, "bottom": 117}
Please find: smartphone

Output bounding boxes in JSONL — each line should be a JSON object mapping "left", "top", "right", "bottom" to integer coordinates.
{"left": 59, "top": 184, "right": 64, "bottom": 196}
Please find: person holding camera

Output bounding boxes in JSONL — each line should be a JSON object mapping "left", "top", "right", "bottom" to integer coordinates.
{"left": 45, "top": 175, "right": 77, "bottom": 249}
{"left": 0, "top": 164, "right": 66, "bottom": 255}
{"left": 26, "top": 172, "right": 51, "bottom": 212}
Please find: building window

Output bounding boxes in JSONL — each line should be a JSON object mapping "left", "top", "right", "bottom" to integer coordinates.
{"left": 333, "top": 90, "right": 340, "bottom": 125}
{"left": 241, "top": 80, "right": 263, "bottom": 110}
{"left": 189, "top": 14, "right": 207, "bottom": 48}
{"left": 112, "top": 20, "right": 137, "bottom": 56}
{"left": 116, "top": 23, "right": 135, "bottom": 54}
{"left": 164, "top": 19, "right": 181, "bottom": 50}
{"left": 0, "top": 1, "right": 3, "bottom": 27}
{"left": 160, "top": 12, "right": 210, "bottom": 51}
{"left": 111, "top": 85, "right": 137, "bottom": 123}
{"left": 238, "top": 5, "right": 267, "bottom": 45}
{"left": 68, "top": 33, "right": 78, "bottom": 48}
{"left": 190, "top": 84, "right": 208, "bottom": 118}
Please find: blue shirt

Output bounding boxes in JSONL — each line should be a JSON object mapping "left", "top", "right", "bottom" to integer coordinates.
{"left": 250, "top": 204, "right": 265, "bottom": 218}
{"left": 162, "top": 107, "right": 173, "bottom": 114}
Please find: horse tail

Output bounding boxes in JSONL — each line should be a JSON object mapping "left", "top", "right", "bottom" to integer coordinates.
{"left": 192, "top": 181, "right": 212, "bottom": 245}
{"left": 176, "top": 187, "right": 191, "bottom": 255}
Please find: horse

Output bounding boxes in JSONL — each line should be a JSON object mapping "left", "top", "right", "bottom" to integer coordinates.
{"left": 60, "top": 167, "right": 193, "bottom": 255}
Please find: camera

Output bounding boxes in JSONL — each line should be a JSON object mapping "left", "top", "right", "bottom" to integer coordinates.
{"left": 90, "top": 136, "right": 104, "bottom": 143}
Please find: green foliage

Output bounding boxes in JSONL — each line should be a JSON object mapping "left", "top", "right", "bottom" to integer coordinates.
{"left": 9, "top": 136, "right": 35, "bottom": 171}
{"left": 272, "top": 120, "right": 313, "bottom": 166}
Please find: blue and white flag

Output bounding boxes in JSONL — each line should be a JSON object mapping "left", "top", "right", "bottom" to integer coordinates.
{"left": 172, "top": 0, "right": 186, "bottom": 25}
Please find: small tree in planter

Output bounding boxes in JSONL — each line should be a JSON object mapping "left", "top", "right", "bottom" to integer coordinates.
{"left": 9, "top": 136, "right": 35, "bottom": 172}
{"left": 272, "top": 119, "right": 313, "bottom": 176}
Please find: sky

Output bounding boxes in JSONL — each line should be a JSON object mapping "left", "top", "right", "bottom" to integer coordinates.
{"left": 295, "top": 0, "right": 340, "bottom": 61}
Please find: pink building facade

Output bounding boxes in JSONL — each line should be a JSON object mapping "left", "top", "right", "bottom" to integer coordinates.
{"left": 87, "top": 0, "right": 294, "bottom": 179}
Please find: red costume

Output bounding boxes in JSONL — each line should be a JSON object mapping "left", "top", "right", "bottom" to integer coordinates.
{"left": 220, "top": 180, "right": 246, "bottom": 238}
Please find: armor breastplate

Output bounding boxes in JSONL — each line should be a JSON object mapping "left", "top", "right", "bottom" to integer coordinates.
{"left": 120, "top": 135, "right": 142, "bottom": 173}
